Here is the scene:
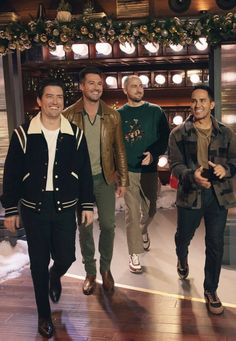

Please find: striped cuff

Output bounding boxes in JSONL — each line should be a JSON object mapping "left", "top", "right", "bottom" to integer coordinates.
{"left": 5, "top": 206, "right": 18, "bottom": 217}
{"left": 81, "top": 203, "right": 94, "bottom": 211}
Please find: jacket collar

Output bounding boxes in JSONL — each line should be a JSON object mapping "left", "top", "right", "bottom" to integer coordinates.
{"left": 28, "top": 112, "right": 74, "bottom": 135}
{"left": 185, "top": 114, "right": 221, "bottom": 134}
{"left": 74, "top": 98, "right": 112, "bottom": 117}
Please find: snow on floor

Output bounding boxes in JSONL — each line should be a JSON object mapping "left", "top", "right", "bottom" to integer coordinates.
{"left": 0, "top": 240, "right": 29, "bottom": 282}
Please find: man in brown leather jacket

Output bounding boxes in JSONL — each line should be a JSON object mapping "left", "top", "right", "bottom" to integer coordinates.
{"left": 63, "top": 66, "right": 129, "bottom": 295}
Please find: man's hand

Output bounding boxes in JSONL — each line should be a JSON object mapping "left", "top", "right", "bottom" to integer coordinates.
{"left": 208, "top": 161, "right": 226, "bottom": 179}
{"left": 141, "top": 151, "right": 153, "bottom": 166}
{"left": 194, "top": 166, "right": 211, "bottom": 189}
{"left": 4, "top": 215, "right": 20, "bottom": 233}
{"left": 81, "top": 210, "right": 94, "bottom": 227}
{"left": 116, "top": 186, "right": 126, "bottom": 197}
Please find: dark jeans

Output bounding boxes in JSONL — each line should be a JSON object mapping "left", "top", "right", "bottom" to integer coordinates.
{"left": 175, "top": 188, "right": 227, "bottom": 292}
{"left": 78, "top": 173, "right": 115, "bottom": 275}
{"left": 21, "top": 192, "right": 77, "bottom": 319}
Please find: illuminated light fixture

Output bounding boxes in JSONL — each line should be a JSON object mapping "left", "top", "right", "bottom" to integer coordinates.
{"left": 172, "top": 74, "right": 183, "bottom": 84}
{"left": 139, "top": 75, "right": 149, "bottom": 86}
{"left": 95, "top": 42, "right": 112, "bottom": 55}
{"left": 105, "top": 76, "right": 117, "bottom": 88}
{"left": 190, "top": 73, "right": 201, "bottom": 84}
{"left": 144, "top": 42, "right": 159, "bottom": 53}
{"left": 222, "top": 71, "right": 236, "bottom": 83}
{"left": 121, "top": 75, "right": 128, "bottom": 87}
{"left": 222, "top": 114, "right": 236, "bottom": 125}
{"left": 173, "top": 115, "right": 183, "bottom": 125}
{"left": 72, "top": 43, "right": 88, "bottom": 56}
{"left": 119, "top": 42, "right": 136, "bottom": 54}
{"left": 49, "top": 45, "right": 65, "bottom": 57}
{"left": 158, "top": 155, "right": 168, "bottom": 168}
{"left": 155, "top": 74, "right": 166, "bottom": 85}
{"left": 195, "top": 37, "right": 208, "bottom": 51}
{"left": 169, "top": 44, "right": 183, "bottom": 52}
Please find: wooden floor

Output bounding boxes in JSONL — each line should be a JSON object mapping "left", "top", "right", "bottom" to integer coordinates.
{"left": 1, "top": 269, "right": 236, "bottom": 340}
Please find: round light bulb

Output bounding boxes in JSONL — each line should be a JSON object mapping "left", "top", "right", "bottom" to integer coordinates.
{"left": 195, "top": 37, "right": 208, "bottom": 51}
{"left": 50, "top": 45, "right": 65, "bottom": 57}
{"left": 173, "top": 115, "right": 183, "bottom": 125}
{"left": 72, "top": 43, "right": 88, "bottom": 56}
{"left": 144, "top": 42, "right": 159, "bottom": 53}
{"left": 170, "top": 44, "right": 183, "bottom": 52}
{"left": 158, "top": 156, "right": 168, "bottom": 168}
{"left": 172, "top": 74, "right": 183, "bottom": 84}
{"left": 105, "top": 76, "right": 117, "bottom": 87}
{"left": 119, "top": 42, "right": 136, "bottom": 54}
{"left": 95, "top": 43, "right": 112, "bottom": 55}
{"left": 155, "top": 74, "right": 166, "bottom": 85}
{"left": 139, "top": 75, "right": 149, "bottom": 85}
{"left": 190, "top": 74, "right": 200, "bottom": 84}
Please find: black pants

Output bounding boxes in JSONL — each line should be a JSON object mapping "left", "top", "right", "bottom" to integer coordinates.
{"left": 21, "top": 192, "right": 77, "bottom": 318}
{"left": 175, "top": 188, "right": 228, "bottom": 292}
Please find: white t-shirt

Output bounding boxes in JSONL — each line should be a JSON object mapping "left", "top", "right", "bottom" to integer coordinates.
{"left": 41, "top": 125, "right": 59, "bottom": 191}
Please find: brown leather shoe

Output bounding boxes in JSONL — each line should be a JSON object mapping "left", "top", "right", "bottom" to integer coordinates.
{"left": 83, "top": 275, "right": 96, "bottom": 295}
{"left": 101, "top": 270, "right": 115, "bottom": 293}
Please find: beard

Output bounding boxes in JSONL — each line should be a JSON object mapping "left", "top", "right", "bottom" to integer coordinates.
{"left": 128, "top": 94, "right": 143, "bottom": 102}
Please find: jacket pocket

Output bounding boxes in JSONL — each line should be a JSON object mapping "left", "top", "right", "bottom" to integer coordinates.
{"left": 22, "top": 172, "right": 30, "bottom": 182}
{"left": 71, "top": 171, "right": 79, "bottom": 180}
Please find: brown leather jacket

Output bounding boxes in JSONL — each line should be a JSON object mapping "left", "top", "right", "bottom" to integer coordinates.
{"left": 63, "top": 98, "right": 129, "bottom": 187}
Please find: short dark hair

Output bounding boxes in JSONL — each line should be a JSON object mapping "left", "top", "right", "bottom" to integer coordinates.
{"left": 78, "top": 66, "right": 103, "bottom": 84}
{"left": 192, "top": 84, "right": 214, "bottom": 101}
{"left": 37, "top": 78, "right": 65, "bottom": 99}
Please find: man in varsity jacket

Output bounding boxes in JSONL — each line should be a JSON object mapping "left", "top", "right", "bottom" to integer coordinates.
{"left": 1, "top": 79, "right": 94, "bottom": 338}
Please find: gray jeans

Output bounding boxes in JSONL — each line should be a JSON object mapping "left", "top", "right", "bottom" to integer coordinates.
{"left": 124, "top": 172, "right": 158, "bottom": 254}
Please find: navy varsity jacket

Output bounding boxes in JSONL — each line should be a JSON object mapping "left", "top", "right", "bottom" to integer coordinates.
{"left": 1, "top": 113, "right": 94, "bottom": 217}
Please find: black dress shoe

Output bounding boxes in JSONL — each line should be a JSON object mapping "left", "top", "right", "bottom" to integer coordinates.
{"left": 101, "top": 270, "right": 115, "bottom": 293}
{"left": 38, "top": 317, "right": 54, "bottom": 338}
{"left": 83, "top": 275, "right": 96, "bottom": 295}
{"left": 49, "top": 268, "right": 62, "bottom": 303}
{"left": 177, "top": 258, "right": 189, "bottom": 280}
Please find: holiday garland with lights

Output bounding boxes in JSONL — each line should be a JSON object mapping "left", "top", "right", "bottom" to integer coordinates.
{"left": 0, "top": 12, "right": 236, "bottom": 55}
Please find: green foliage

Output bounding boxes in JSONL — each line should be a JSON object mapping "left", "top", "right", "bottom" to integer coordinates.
{"left": 0, "top": 12, "right": 236, "bottom": 55}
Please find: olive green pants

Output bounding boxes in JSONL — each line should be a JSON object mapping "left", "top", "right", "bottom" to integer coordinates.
{"left": 78, "top": 173, "right": 115, "bottom": 275}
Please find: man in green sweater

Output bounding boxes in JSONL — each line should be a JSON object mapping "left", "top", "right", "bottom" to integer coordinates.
{"left": 118, "top": 75, "right": 170, "bottom": 273}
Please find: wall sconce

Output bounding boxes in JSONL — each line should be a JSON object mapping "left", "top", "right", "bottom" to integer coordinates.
{"left": 105, "top": 76, "right": 117, "bottom": 88}
{"left": 169, "top": 44, "right": 183, "bottom": 52}
{"left": 95, "top": 43, "right": 112, "bottom": 56}
{"left": 173, "top": 115, "right": 183, "bottom": 125}
{"left": 49, "top": 45, "right": 65, "bottom": 58}
{"left": 172, "top": 73, "right": 183, "bottom": 84}
{"left": 139, "top": 75, "right": 149, "bottom": 86}
{"left": 119, "top": 42, "right": 136, "bottom": 54}
{"left": 155, "top": 74, "right": 166, "bottom": 85}
{"left": 194, "top": 37, "right": 208, "bottom": 51}
{"left": 144, "top": 42, "right": 159, "bottom": 53}
{"left": 72, "top": 43, "right": 88, "bottom": 56}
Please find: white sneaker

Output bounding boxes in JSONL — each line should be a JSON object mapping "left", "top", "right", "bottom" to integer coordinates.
{"left": 142, "top": 233, "right": 150, "bottom": 251}
{"left": 129, "top": 254, "right": 142, "bottom": 273}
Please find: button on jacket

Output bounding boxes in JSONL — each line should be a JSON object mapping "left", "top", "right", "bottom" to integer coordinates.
{"left": 169, "top": 114, "right": 236, "bottom": 209}
{"left": 1, "top": 113, "right": 94, "bottom": 217}
{"left": 63, "top": 98, "right": 129, "bottom": 187}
